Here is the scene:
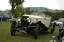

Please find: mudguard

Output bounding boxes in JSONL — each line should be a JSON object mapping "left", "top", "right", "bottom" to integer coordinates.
{"left": 32, "top": 21, "right": 39, "bottom": 24}
{"left": 10, "top": 18, "right": 18, "bottom": 23}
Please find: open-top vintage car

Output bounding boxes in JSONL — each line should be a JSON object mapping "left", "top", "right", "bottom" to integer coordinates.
{"left": 11, "top": 12, "right": 55, "bottom": 39}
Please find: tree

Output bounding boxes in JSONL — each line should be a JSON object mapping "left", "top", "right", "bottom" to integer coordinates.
{"left": 35, "top": 10, "right": 38, "bottom": 12}
{"left": 9, "top": 0, "right": 24, "bottom": 18}
{"left": 25, "top": 8, "right": 30, "bottom": 14}
{"left": 15, "top": 5, "right": 24, "bottom": 18}
{"left": 43, "top": 10, "right": 53, "bottom": 17}
{"left": 61, "top": 11, "right": 64, "bottom": 18}
{"left": 25, "top": 8, "right": 35, "bottom": 15}
{"left": 52, "top": 13, "right": 60, "bottom": 20}
{"left": 31, "top": 10, "right": 34, "bottom": 13}
{"left": 0, "top": 10, "right": 1, "bottom": 12}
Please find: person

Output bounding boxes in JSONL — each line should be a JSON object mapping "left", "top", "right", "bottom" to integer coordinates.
{"left": 57, "top": 22, "right": 64, "bottom": 39}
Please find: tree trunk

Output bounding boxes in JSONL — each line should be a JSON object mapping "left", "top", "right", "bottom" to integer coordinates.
{"left": 12, "top": 1, "right": 15, "bottom": 18}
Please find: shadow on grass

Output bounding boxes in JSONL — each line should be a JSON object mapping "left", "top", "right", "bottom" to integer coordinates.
{"left": 14, "top": 32, "right": 34, "bottom": 39}
{"left": 14, "top": 31, "right": 52, "bottom": 40}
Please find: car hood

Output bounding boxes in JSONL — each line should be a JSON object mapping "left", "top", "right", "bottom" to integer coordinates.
{"left": 23, "top": 15, "right": 43, "bottom": 18}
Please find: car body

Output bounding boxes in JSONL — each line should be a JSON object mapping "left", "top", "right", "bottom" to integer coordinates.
{"left": 58, "top": 18, "right": 64, "bottom": 24}
{"left": 52, "top": 19, "right": 64, "bottom": 26}
{"left": 11, "top": 12, "right": 55, "bottom": 39}
{"left": 0, "top": 13, "right": 9, "bottom": 21}
{"left": 22, "top": 12, "right": 51, "bottom": 27}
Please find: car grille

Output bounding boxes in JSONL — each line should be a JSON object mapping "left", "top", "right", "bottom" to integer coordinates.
{"left": 21, "top": 16, "right": 29, "bottom": 27}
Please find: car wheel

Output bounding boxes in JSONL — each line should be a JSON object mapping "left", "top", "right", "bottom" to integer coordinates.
{"left": 11, "top": 23, "right": 16, "bottom": 36}
{"left": 6, "top": 19, "right": 8, "bottom": 21}
{"left": 59, "top": 36, "right": 64, "bottom": 42}
{"left": 51, "top": 24, "right": 55, "bottom": 33}
{"left": 34, "top": 24, "right": 38, "bottom": 39}
{"left": 1, "top": 18, "right": 2, "bottom": 21}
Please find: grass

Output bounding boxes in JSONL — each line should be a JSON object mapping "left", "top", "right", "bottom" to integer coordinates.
{"left": 0, "top": 21, "right": 59, "bottom": 42}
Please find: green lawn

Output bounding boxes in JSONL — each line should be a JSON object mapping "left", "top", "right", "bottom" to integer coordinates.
{"left": 0, "top": 21, "right": 59, "bottom": 42}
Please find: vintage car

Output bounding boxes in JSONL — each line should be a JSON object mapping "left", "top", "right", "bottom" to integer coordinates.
{"left": 0, "top": 13, "right": 9, "bottom": 21}
{"left": 11, "top": 12, "right": 55, "bottom": 39}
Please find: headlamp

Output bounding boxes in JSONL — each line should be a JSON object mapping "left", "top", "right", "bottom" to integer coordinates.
{"left": 27, "top": 18, "right": 30, "bottom": 22}
{"left": 18, "top": 19, "right": 21, "bottom": 21}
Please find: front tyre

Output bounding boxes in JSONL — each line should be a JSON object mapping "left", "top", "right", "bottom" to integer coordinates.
{"left": 34, "top": 24, "right": 38, "bottom": 39}
{"left": 11, "top": 23, "right": 16, "bottom": 36}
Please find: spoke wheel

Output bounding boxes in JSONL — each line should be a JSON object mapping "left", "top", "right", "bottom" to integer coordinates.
{"left": 11, "top": 23, "right": 16, "bottom": 36}
{"left": 34, "top": 24, "right": 38, "bottom": 39}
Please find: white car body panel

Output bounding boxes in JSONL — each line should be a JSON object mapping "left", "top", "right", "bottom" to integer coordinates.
{"left": 23, "top": 15, "right": 51, "bottom": 27}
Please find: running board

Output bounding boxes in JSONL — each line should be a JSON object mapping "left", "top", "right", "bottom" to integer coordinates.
{"left": 15, "top": 30, "right": 27, "bottom": 34}
{"left": 19, "top": 30, "right": 27, "bottom": 34}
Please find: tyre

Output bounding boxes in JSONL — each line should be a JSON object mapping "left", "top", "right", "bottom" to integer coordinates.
{"left": 51, "top": 24, "right": 55, "bottom": 33}
{"left": 6, "top": 19, "right": 8, "bottom": 21}
{"left": 59, "top": 36, "right": 64, "bottom": 42}
{"left": 1, "top": 18, "right": 2, "bottom": 21}
{"left": 11, "top": 23, "right": 16, "bottom": 36}
{"left": 34, "top": 24, "right": 38, "bottom": 39}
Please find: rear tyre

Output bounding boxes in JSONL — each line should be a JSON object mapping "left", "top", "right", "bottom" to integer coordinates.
{"left": 6, "top": 19, "right": 8, "bottom": 21}
{"left": 1, "top": 18, "right": 2, "bottom": 21}
{"left": 34, "top": 24, "right": 38, "bottom": 39}
{"left": 11, "top": 23, "right": 16, "bottom": 36}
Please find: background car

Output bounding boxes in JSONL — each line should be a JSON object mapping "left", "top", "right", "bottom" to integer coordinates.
{"left": 52, "top": 19, "right": 64, "bottom": 26}
{"left": 0, "top": 13, "right": 9, "bottom": 21}
{"left": 56, "top": 18, "right": 64, "bottom": 26}
{"left": 0, "top": 13, "right": 3, "bottom": 21}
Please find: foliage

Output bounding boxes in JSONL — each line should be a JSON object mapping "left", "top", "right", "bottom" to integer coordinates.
{"left": 43, "top": 10, "right": 64, "bottom": 20}
{"left": 9, "top": 0, "right": 24, "bottom": 18}
{"left": 25, "top": 8, "right": 30, "bottom": 14}
{"left": 15, "top": 6, "right": 24, "bottom": 18}
{"left": 31, "top": 10, "right": 34, "bottom": 13}
{"left": 35, "top": 10, "right": 38, "bottom": 12}
{"left": 25, "top": 8, "right": 34, "bottom": 15}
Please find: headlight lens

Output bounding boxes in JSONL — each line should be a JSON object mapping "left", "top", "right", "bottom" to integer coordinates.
{"left": 27, "top": 18, "right": 30, "bottom": 22}
{"left": 18, "top": 19, "right": 21, "bottom": 21}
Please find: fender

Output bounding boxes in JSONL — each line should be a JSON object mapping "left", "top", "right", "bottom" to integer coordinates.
{"left": 32, "top": 21, "right": 39, "bottom": 24}
{"left": 10, "top": 18, "right": 18, "bottom": 23}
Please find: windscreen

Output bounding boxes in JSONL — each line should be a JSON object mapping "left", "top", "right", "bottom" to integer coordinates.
{"left": 45, "top": 15, "right": 51, "bottom": 18}
{"left": 31, "top": 12, "right": 45, "bottom": 17}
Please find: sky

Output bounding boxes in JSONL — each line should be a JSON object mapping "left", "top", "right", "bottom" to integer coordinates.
{"left": 0, "top": 0, "right": 64, "bottom": 11}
